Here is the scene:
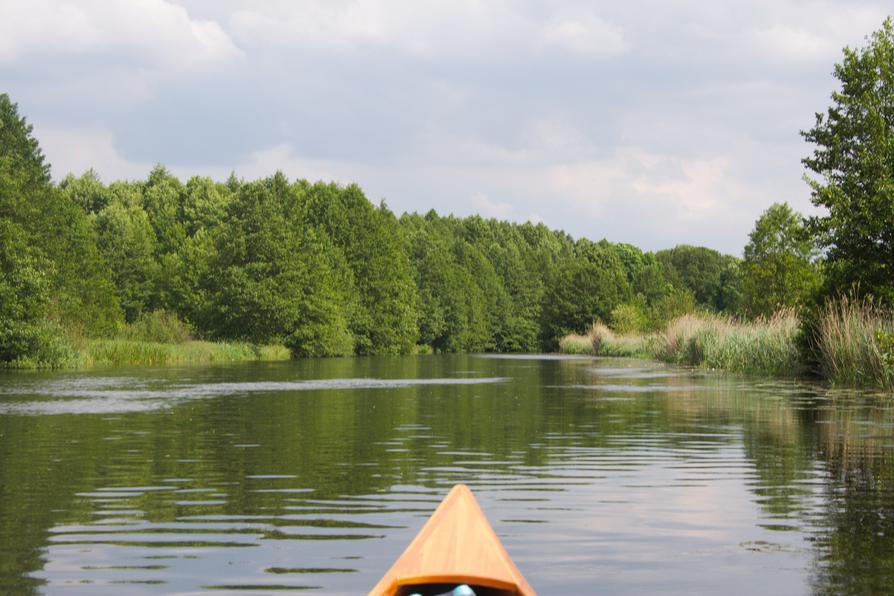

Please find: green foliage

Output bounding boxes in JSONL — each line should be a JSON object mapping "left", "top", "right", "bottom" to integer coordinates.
{"left": 0, "top": 219, "right": 54, "bottom": 364}
{"left": 540, "top": 239, "right": 633, "bottom": 347}
{"left": 1, "top": 92, "right": 755, "bottom": 365}
{"left": 1, "top": 94, "right": 121, "bottom": 339}
{"left": 878, "top": 330, "right": 894, "bottom": 379}
{"left": 611, "top": 301, "right": 648, "bottom": 334}
{"left": 302, "top": 182, "right": 418, "bottom": 354}
{"left": 0, "top": 321, "right": 79, "bottom": 369}
{"left": 118, "top": 310, "right": 193, "bottom": 344}
{"left": 658, "top": 312, "right": 803, "bottom": 376}
{"left": 95, "top": 201, "right": 159, "bottom": 322}
{"left": 59, "top": 169, "right": 110, "bottom": 214}
{"left": 802, "top": 18, "right": 894, "bottom": 305}
{"left": 195, "top": 174, "right": 354, "bottom": 356}
{"left": 656, "top": 244, "right": 741, "bottom": 311}
{"left": 81, "top": 339, "right": 289, "bottom": 368}
{"left": 815, "top": 295, "right": 894, "bottom": 388}
{"left": 403, "top": 213, "right": 491, "bottom": 352}
{"left": 647, "top": 287, "right": 697, "bottom": 330}
{"left": 142, "top": 165, "right": 187, "bottom": 257}
{"left": 557, "top": 333, "right": 595, "bottom": 355}
{"left": 741, "top": 203, "right": 820, "bottom": 317}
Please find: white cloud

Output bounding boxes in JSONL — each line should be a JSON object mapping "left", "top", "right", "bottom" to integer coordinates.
{"left": 471, "top": 192, "right": 514, "bottom": 219}
{"left": 749, "top": 26, "right": 837, "bottom": 63}
{"left": 229, "top": 0, "right": 530, "bottom": 57}
{"left": 542, "top": 13, "right": 628, "bottom": 57}
{"left": 0, "top": 0, "right": 241, "bottom": 69}
{"left": 228, "top": 0, "right": 627, "bottom": 61}
{"left": 547, "top": 147, "right": 754, "bottom": 236}
{"left": 746, "top": 3, "right": 888, "bottom": 64}
{"left": 38, "top": 126, "right": 153, "bottom": 181}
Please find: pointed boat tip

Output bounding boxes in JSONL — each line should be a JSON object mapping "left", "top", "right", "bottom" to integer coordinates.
{"left": 370, "top": 483, "right": 537, "bottom": 595}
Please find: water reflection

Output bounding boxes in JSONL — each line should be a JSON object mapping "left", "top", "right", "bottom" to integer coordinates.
{"left": 0, "top": 355, "right": 892, "bottom": 594}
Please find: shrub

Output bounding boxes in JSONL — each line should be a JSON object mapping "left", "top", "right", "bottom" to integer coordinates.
{"left": 118, "top": 310, "right": 193, "bottom": 344}
{"left": 611, "top": 303, "right": 648, "bottom": 334}
{"left": 0, "top": 321, "right": 79, "bottom": 369}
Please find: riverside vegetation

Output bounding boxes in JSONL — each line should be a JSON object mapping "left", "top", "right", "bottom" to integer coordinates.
{"left": 559, "top": 19, "right": 894, "bottom": 390}
{"left": 1, "top": 19, "right": 893, "bottom": 386}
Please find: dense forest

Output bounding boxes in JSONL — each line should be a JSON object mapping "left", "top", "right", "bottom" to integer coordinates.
{"left": 1, "top": 19, "right": 892, "bottom": 370}
{"left": 0, "top": 90, "right": 751, "bottom": 366}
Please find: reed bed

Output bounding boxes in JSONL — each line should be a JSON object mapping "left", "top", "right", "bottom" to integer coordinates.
{"left": 80, "top": 339, "right": 290, "bottom": 368}
{"left": 558, "top": 322, "right": 658, "bottom": 358}
{"left": 657, "top": 310, "right": 802, "bottom": 376}
{"left": 814, "top": 296, "right": 894, "bottom": 389}
{"left": 559, "top": 310, "right": 803, "bottom": 377}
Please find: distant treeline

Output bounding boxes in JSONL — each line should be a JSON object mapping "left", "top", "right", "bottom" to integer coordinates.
{"left": 1, "top": 94, "right": 751, "bottom": 366}
{"left": 3, "top": 8, "right": 893, "bottom": 371}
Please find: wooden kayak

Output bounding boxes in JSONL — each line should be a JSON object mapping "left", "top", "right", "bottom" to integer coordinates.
{"left": 369, "top": 484, "right": 536, "bottom": 596}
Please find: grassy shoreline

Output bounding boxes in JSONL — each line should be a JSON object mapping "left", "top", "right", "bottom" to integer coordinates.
{"left": 2, "top": 338, "right": 291, "bottom": 370}
{"left": 559, "top": 298, "right": 894, "bottom": 390}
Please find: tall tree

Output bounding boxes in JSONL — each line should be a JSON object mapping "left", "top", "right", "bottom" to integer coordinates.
{"left": 302, "top": 182, "right": 418, "bottom": 354}
{"left": 0, "top": 94, "right": 121, "bottom": 336}
{"left": 656, "top": 244, "right": 740, "bottom": 312}
{"left": 95, "top": 202, "right": 160, "bottom": 322}
{"left": 540, "top": 239, "right": 632, "bottom": 347}
{"left": 740, "top": 203, "right": 819, "bottom": 317}
{"left": 802, "top": 18, "right": 894, "bottom": 304}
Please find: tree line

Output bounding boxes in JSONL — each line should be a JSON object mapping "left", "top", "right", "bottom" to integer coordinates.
{"left": 2, "top": 18, "right": 892, "bottom": 366}
{"left": 0, "top": 93, "right": 752, "bottom": 364}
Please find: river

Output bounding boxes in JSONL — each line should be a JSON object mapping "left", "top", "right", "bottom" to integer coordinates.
{"left": 1, "top": 354, "right": 892, "bottom": 594}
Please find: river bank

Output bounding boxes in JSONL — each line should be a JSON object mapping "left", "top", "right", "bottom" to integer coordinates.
{"left": 0, "top": 336, "right": 291, "bottom": 370}
{"left": 559, "top": 297, "right": 894, "bottom": 390}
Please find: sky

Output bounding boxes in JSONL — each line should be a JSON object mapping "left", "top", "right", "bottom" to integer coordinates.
{"left": 1, "top": 0, "right": 889, "bottom": 254}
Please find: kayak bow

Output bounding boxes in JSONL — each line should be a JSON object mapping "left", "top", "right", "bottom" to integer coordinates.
{"left": 369, "top": 484, "right": 536, "bottom": 596}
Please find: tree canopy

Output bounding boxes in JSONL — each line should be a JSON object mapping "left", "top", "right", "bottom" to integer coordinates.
{"left": 740, "top": 203, "right": 819, "bottom": 317}
{"left": 802, "top": 17, "right": 894, "bottom": 305}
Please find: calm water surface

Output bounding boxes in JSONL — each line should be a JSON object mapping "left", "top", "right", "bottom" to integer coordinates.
{"left": 1, "top": 354, "right": 893, "bottom": 595}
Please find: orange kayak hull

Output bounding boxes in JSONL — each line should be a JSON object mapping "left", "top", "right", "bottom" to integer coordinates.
{"left": 369, "top": 484, "right": 536, "bottom": 596}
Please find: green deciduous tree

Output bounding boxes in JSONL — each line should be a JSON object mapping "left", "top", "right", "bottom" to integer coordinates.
{"left": 741, "top": 203, "right": 819, "bottom": 317}
{"left": 656, "top": 244, "right": 740, "bottom": 312}
{"left": 802, "top": 17, "right": 894, "bottom": 304}
{"left": 540, "top": 239, "right": 632, "bottom": 347}
{"left": 302, "top": 182, "right": 418, "bottom": 354}
{"left": 1, "top": 94, "right": 121, "bottom": 337}
{"left": 201, "top": 174, "right": 354, "bottom": 356}
{"left": 95, "top": 202, "right": 160, "bottom": 322}
{"left": 0, "top": 220, "right": 50, "bottom": 362}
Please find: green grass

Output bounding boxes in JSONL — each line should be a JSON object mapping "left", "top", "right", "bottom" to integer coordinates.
{"left": 814, "top": 296, "right": 894, "bottom": 389}
{"left": 558, "top": 322, "right": 658, "bottom": 358}
{"left": 657, "top": 311, "right": 802, "bottom": 376}
{"left": 80, "top": 339, "right": 290, "bottom": 368}
{"left": 559, "top": 311, "right": 803, "bottom": 377}
{"left": 559, "top": 301, "right": 894, "bottom": 388}
{"left": 1, "top": 310, "right": 292, "bottom": 370}
{"left": 557, "top": 332, "right": 595, "bottom": 355}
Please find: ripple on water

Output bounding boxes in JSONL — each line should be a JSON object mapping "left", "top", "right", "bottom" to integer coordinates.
{"left": 0, "top": 376, "right": 507, "bottom": 415}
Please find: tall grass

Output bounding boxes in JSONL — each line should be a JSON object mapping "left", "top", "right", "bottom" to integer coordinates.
{"left": 814, "top": 296, "right": 894, "bottom": 388}
{"left": 558, "top": 321, "right": 658, "bottom": 358}
{"left": 558, "top": 300, "right": 894, "bottom": 388}
{"left": 559, "top": 311, "right": 802, "bottom": 377}
{"left": 75, "top": 311, "right": 291, "bottom": 368}
{"left": 657, "top": 310, "right": 802, "bottom": 376}
{"left": 80, "top": 339, "right": 290, "bottom": 368}
{"left": 3, "top": 311, "right": 292, "bottom": 369}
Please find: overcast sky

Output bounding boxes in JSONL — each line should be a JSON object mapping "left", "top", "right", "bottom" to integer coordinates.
{"left": 1, "top": 1, "right": 889, "bottom": 254}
